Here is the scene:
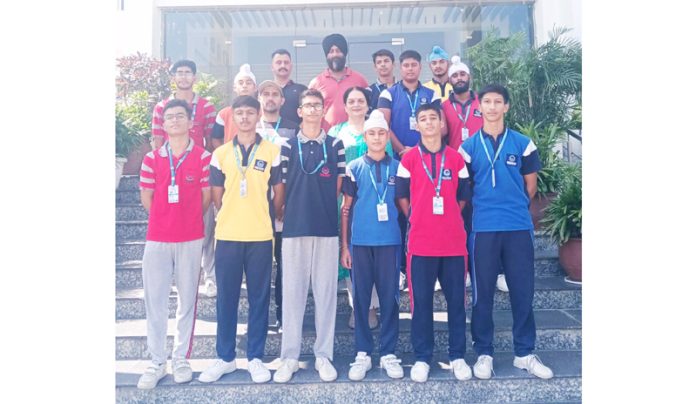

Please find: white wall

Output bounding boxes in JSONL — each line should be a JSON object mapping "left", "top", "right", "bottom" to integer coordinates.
{"left": 115, "top": 0, "right": 155, "bottom": 57}
{"left": 534, "top": 0, "right": 582, "bottom": 44}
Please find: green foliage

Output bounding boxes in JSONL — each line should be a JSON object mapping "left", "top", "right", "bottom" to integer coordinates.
{"left": 115, "top": 91, "right": 150, "bottom": 157}
{"left": 468, "top": 27, "right": 582, "bottom": 131}
{"left": 116, "top": 52, "right": 172, "bottom": 103}
{"left": 541, "top": 163, "right": 582, "bottom": 245}
{"left": 517, "top": 122, "right": 565, "bottom": 195}
{"left": 193, "top": 72, "right": 224, "bottom": 108}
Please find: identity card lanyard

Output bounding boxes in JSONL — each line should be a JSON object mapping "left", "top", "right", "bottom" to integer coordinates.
{"left": 166, "top": 143, "right": 191, "bottom": 204}
{"left": 455, "top": 99, "right": 472, "bottom": 139}
{"left": 417, "top": 146, "right": 446, "bottom": 215}
{"left": 233, "top": 141, "right": 259, "bottom": 198}
{"left": 406, "top": 87, "right": 419, "bottom": 130}
{"left": 262, "top": 117, "right": 281, "bottom": 142}
{"left": 368, "top": 163, "right": 390, "bottom": 221}
{"left": 478, "top": 128, "right": 508, "bottom": 188}
{"left": 298, "top": 139, "right": 327, "bottom": 175}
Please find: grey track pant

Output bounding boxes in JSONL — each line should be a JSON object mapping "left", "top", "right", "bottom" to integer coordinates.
{"left": 201, "top": 205, "right": 215, "bottom": 282}
{"left": 142, "top": 238, "right": 203, "bottom": 364}
{"left": 280, "top": 236, "right": 338, "bottom": 360}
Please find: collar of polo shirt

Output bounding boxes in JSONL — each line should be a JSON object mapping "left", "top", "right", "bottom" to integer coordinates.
{"left": 158, "top": 138, "right": 194, "bottom": 157}
{"left": 297, "top": 129, "right": 328, "bottom": 144}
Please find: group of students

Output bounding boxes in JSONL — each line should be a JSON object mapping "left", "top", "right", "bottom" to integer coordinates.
{"left": 135, "top": 33, "right": 554, "bottom": 390}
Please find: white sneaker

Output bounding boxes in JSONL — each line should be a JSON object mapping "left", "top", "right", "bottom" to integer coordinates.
{"left": 410, "top": 361, "right": 430, "bottom": 382}
{"left": 451, "top": 358, "right": 472, "bottom": 381}
{"left": 273, "top": 359, "right": 299, "bottom": 383}
{"left": 248, "top": 358, "right": 271, "bottom": 383}
{"left": 434, "top": 280, "right": 442, "bottom": 291}
{"left": 172, "top": 359, "right": 192, "bottom": 383}
{"left": 379, "top": 354, "right": 404, "bottom": 379}
{"left": 348, "top": 352, "right": 372, "bottom": 381}
{"left": 466, "top": 272, "right": 471, "bottom": 287}
{"left": 496, "top": 274, "right": 509, "bottom": 292}
{"left": 473, "top": 355, "right": 494, "bottom": 379}
{"left": 137, "top": 362, "right": 166, "bottom": 389}
{"left": 399, "top": 272, "right": 407, "bottom": 291}
{"left": 315, "top": 357, "right": 337, "bottom": 382}
{"left": 198, "top": 359, "right": 236, "bottom": 383}
{"left": 205, "top": 279, "right": 217, "bottom": 297}
{"left": 513, "top": 354, "right": 554, "bottom": 379}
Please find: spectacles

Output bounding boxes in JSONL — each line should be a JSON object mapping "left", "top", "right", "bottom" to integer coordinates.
{"left": 301, "top": 103, "right": 323, "bottom": 111}
{"left": 164, "top": 113, "right": 188, "bottom": 121}
{"left": 174, "top": 71, "right": 193, "bottom": 77}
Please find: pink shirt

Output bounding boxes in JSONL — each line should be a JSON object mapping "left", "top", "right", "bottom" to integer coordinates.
{"left": 442, "top": 92, "right": 483, "bottom": 149}
{"left": 151, "top": 93, "right": 217, "bottom": 149}
{"left": 139, "top": 140, "right": 211, "bottom": 242}
{"left": 309, "top": 67, "right": 368, "bottom": 132}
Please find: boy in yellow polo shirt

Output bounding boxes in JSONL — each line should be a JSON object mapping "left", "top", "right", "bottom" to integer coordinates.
{"left": 199, "top": 95, "right": 286, "bottom": 384}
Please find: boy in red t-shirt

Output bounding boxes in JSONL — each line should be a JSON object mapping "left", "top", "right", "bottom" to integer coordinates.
{"left": 137, "top": 99, "right": 212, "bottom": 389}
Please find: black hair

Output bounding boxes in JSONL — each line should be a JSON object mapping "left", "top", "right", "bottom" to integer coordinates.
{"left": 478, "top": 84, "right": 510, "bottom": 104}
{"left": 399, "top": 50, "right": 421, "bottom": 64}
{"left": 163, "top": 99, "right": 193, "bottom": 119}
{"left": 415, "top": 103, "right": 441, "bottom": 119}
{"left": 272, "top": 49, "right": 291, "bottom": 60}
{"left": 299, "top": 88, "right": 324, "bottom": 106}
{"left": 169, "top": 59, "right": 196, "bottom": 75}
{"left": 372, "top": 49, "right": 395, "bottom": 64}
{"left": 231, "top": 95, "right": 261, "bottom": 111}
{"left": 342, "top": 86, "right": 371, "bottom": 105}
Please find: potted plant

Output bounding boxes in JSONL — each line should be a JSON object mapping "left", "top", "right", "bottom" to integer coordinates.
{"left": 115, "top": 107, "right": 148, "bottom": 190}
{"left": 541, "top": 163, "right": 581, "bottom": 283}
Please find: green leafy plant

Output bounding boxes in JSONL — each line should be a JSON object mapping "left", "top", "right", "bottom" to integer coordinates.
{"left": 517, "top": 122, "right": 565, "bottom": 195}
{"left": 541, "top": 163, "right": 582, "bottom": 245}
{"left": 115, "top": 92, "right": 150, "bottom": 158}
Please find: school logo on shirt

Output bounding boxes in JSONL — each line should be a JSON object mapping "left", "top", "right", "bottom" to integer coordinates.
{"left": 185, "top": 174, "right": 195, "bottom": 183}
{"left": 506, "top": 154, "right": 518, "bottom": 166}
{"left": 253, "top": 159, "right": 268, "bottom": 172}
{"left": 319, "top": 166, "right": 332, "bottom": 178}
{"left": 420, "top": 97, "right": 428, "bottom": 105}
{"left": 442, "top": 168, "right": 452, "bottom": 180}
{"left": 473, "top": 109, "right": 482, "bottom": 117}
{"left": 388, "top": 175, "right": 396, "bottom": 185}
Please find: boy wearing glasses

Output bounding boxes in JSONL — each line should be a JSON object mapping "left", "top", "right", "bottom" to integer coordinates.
{"left": 137, "top": 99, "right": 212, "bottom": 389}
{"left": 150, "top": 59, "right": 219, "bottom": 298}
{"left": 273, "top": 89, "right": 346, "bottom": 383}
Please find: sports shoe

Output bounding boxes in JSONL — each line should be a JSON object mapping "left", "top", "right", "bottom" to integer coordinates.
{"left": 473, "top": 355, "right": 494, "bottom": 379}
{"left": 205, "top": 279, "right": 217, "bottom": 297}
{"left": 348, "top": 352, "right": 372, "bottom": 381}
{"left": 198, "top": 359, "right": 236, "bottom": 383}
{"left": 496, "top": 274, "right": 509, "bottom": 292}
{"left": 466, "top": 272, "right": 471, "bottom": 287}
{"left": 513, "top": 354, "right": 554, "bottom": 379}
{"left": 379, "top": 354, "right": 404, "bottom": 379}
{"left": 137, "top": 362, "right": 166, "bottom": 389}
{"left": 399, "top": 272, "right": 407, "bottom": 291}
{"left": 315, "top": 357, "right": 338, "bottom": 382}
{"left": 451, "top": 358, "right": 472, "bottom": 381}
{"left": 410, "top": 361, "right": 430, "bottom": 382}
{"left": 248, "top": 358, "right": 271, "bottom": 383}
{"left": 368, "top": 308, "right": 379, "bottom": 329}
{"left": 273, "top": 359, "right": 299, "bottom": 383}
{"left": 172, "top": 359, "right": 192, "bottom": 383}
{"left": 348, "top": 309, "right": 355, "bottom": 329}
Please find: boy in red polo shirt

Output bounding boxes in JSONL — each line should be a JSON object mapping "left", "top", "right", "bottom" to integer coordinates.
{"left": 395, "top": 104, "right": 472, "bottom": 383}
{"left": 137, "top": 99, "right": 212, "bottom": 389}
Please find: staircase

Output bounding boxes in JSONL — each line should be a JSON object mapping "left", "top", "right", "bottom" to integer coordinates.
{"left": 115, "top": 175, "right": 582, "bottom": 403}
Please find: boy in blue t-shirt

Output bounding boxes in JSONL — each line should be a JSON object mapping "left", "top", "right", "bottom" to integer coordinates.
{"left": 340, "top": 110, "right": 404, "bottom": 381}
{"left": 459, "top": 84, "right": 553, "bottom": 380}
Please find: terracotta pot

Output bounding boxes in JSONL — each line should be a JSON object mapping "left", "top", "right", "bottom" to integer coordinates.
{"left": 122, "top": 142, "right": 151, "bottom": 175}
{"left": 559, "top": 238, "right": 582, "bottom": 282}
{"left": 529, "top": 192, "right": 557, "bottom": 230}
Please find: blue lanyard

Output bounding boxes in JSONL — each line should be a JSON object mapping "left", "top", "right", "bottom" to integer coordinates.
{"left": 167, "top": 143, "right": 191, "bottom": 185}
{"left": 403, "top": 86, "right": 419, "bottom": 117}
{"left": 233, "top": 140, "right": 259, "bottom": 178}
{"left": 262, "top": 117, "right": 281, "bottom": 142}
{"left": 298, "top": 138, "right": 327, "bottom": 175}
{"left": 454, "top": 100, "right": 472, "bottom": 125}
{"left": 367, "top": 162, "right": 390, "bottom": 204}
{"left": 478, "top": 128, "right": 508, "bottom": 188}
{"left": 417, "top": 146, "right": 446, "bottom": 197}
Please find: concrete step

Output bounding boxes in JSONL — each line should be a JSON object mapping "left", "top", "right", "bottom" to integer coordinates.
{"left": 118, "top": 175, "right": 140, "bottom": 192}
{"left": 116, "top": 245, "right": 564, "bottom": 278}
{"left": 117, "top": 190, "right": 142, "bottom": 205}
{"left": 116, "top": 204, "right": 149, "bottom": 221}
{"left": 115, "top": 350, "right": 581, "bottom": 403}
{"left": 115, "top": 309, "right": 581, "bottom": 360}
{"left": 115, "top": 276, "right": 582, "bottom": 320}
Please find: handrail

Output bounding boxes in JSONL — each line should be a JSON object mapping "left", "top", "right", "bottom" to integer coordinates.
{"left": 566, "top": 129, "right": 582, "bottom": 142}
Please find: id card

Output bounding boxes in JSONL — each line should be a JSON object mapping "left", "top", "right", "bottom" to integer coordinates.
{"left": 409, "top": 116, "right": 417, "bottom": 130}
{"left": 168, "top": 185, "right": 179, "bottom": 204}
{"left": 240, "top": 178, "right": 248, "bottom": 198}
{"left": 377, "top": 203, "right": 389, "bottom": 222}
{"left": 433, "top": 196, "right": 444, "bottom": 215}
{"left": 461, "top": 127, "right": 469, "bottom": 139}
